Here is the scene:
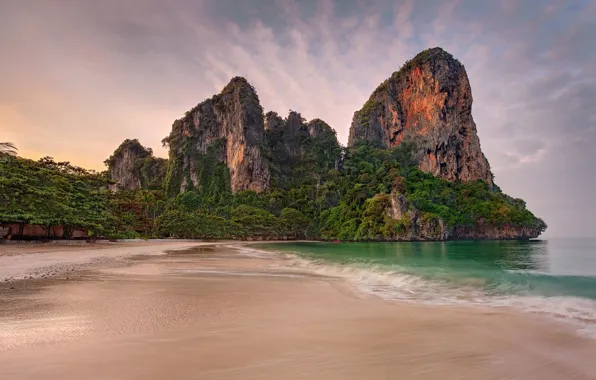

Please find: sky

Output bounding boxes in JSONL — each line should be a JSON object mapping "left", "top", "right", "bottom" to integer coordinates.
{"left": 0, "top": 0, "right": 595, "bottom": 238}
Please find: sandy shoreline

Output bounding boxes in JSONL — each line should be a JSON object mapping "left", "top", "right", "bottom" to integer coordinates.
{"left": 1, "top": 242, "right": 596, "bottom": 379}
{"left": 0, "top": 240, "right": 215, "bottom": 282}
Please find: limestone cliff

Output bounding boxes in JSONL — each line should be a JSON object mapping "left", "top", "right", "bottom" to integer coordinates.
{"left": 385, "top": 191, "right": 447, "bottom": 241}
{"left": 307, "top": 118, "right": 333, "bottom": 138}
{"left": 265, "top": 111, "right": 311, "bottom": 166}
{"left": 385, "top": 190, "right": 544, "bottom": 241}
{"left": 348, "top": 47, "right": 493, "bottom": 186}
{"left": 102, "top": 53, "right": 544, "bottom": 241}
{"left": 264, "top": 111, "right": 341, "bottom": 188}
{"left": 162, "top": 77, "right": 270, "bottom": 195}
{"left": 105, "top": 139, "right": 167, "bottom": 191}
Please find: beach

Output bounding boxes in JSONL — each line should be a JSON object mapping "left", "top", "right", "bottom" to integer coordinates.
{"left": 1, "top": 242, "right": 596, "bottom": 379}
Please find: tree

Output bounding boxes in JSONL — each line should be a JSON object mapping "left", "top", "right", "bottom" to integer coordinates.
{"left": 0, "top": 156, "right": 109, "bottom": 237}
{"left": 279, "top": 208, "right": 310, "bottom": 239}
{"left": 155, "top": 209, "right": 241, "bottom": 239}
{"left": 0, "top": 142, "right": 17, "bottom": 156}
{"left": 231, "top": 205, "right": 281, "bottom": 239}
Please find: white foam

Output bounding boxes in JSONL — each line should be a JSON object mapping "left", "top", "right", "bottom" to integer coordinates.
{"left": 276, "top": 251, "right": 596, "bottom": 339}
{"left": 227, "top": 245, "right": 279, "bottom": 259}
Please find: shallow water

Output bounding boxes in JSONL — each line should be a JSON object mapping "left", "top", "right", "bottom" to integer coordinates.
{"left": 259, "top": 239, "right": 596, "bottom": 335}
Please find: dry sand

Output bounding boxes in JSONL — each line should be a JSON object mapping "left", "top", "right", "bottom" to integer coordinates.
{"left": 1, "top": 242, "right": 596, "bottom": 379}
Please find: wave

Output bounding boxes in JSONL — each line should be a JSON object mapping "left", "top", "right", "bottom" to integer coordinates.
{"left": 224, "top": 245, "right": 280, "bottom": 259}
{"left": 275, "top": 251, "right": 596, "bottom": 339}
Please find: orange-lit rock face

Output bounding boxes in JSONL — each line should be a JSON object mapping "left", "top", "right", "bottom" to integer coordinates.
{"left": 165, "top": 77, "right": 270, "bottom": 194}
{"left": 399, "top": 67, "right": 447, "bottom": 133}
{"left": 348, "top": 47, "right": 493, "bottom": 186}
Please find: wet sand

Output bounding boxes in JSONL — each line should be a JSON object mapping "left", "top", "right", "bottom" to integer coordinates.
{"left": 1, "top": 242, "right": 596, "bottom": 379}
{"left": 0, "top": 240, "right": 210, "bottom": 282}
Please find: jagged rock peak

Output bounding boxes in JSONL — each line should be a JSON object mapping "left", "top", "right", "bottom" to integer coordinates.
{"left": 220, "top": 76, "right": 254, "bottom": 95}
{"left": 163, "top": 76, "right": 270, "bottom": 195}
{"left": 264, "top": 111, "right": 284, "bottom": 131}
{"left": 105, "top": 139, "right": 149, "bottom": 190}
{"left": 285, "top": 111, "right": 306, "bottom": 134}
{"left": 307, "top": 118, "right": 334, "bottom": 138}
{"left": 265, "top": 110, "right": 308, "bottom": 134}
{"left": 264, "top": 110, "right": 337, "bottom": 140}
{"left": 348, "top": 47, "right": 494, "bottom": 186}
{"left": 105, "top": 139, "right": 166, "bottom": 191}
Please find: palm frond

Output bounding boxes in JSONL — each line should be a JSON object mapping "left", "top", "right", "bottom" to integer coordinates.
{"left": 0, "top": 142, "right": 18, "bottom": 156}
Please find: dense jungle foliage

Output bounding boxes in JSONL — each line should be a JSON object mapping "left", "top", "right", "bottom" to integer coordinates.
{"left": 0, "top": 156, "right": 109, "bottom": 237}
{"left": 0, "top": 135, "right": 546, "bottom": 240}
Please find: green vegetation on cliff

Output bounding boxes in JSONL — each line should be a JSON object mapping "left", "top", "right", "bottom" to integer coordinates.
{"left": 0, "top": 65, "right": 545, "bottom": 241}
{"left": 318, "top": 142, "right": 546, "bottom": 240}
{"left": 0, "top": 139, "right": 546, "bottom": 240}
{"left": 141, "top": 140, "right": 545, "bottom": 241}
{"left": 105, "top": 139, "right": 167, "bottom": 190}
{"left": 162, "top": 76, "right": 269, "bottom": 196}
{"left": 265, "top": 111, "right": 341, "bottom": 188}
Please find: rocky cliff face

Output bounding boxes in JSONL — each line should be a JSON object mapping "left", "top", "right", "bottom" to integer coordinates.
{"left": 307, "top": 118, "right": 335, "bottom": 139}
{"left": 102, "top": 51, "right": 544, "bottom": 241}
{"left": 451, "top": 225, "right": 542, "bottom": 240}
{"left": 265, "top": 111, "right": 310, "bottom": 165}
{"left": 264, "top": 111, "right": 341, "bottom": 188}
{"left": 386, "top": 190, "right": 449, "bottom": 241}
{"left": 348, "top": 47, "right": 493, "bottom": 186}
{"left": 105, "top": 139, "right": 167, "bottom": 191}
{"left": 162, "top": 77, "right": 270, "bottom": 195}
{"left": 385, "top": 190, "right": 543, "bottom": 241}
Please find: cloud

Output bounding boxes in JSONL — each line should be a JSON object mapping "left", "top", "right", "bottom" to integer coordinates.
{"left": 502, "top": 143, "right": 546, "bottom": 166}
{"left": 0, "top": 0, "right": 594, "bottom": 237}
{"left": 512, "top": 139, "right": 545, "bottom": 155}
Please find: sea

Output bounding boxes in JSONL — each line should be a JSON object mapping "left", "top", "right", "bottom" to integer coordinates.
{"left": 257, "top": 239, "right": 596, "bottom": 338}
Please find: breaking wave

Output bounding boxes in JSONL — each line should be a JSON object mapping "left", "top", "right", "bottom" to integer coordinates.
{"left": 275, "top": 251, "right": 596, "bottom": 339}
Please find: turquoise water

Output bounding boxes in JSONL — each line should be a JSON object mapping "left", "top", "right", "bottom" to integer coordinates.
{"left": 257, "top": 239, "right": 596, "bottom": 334}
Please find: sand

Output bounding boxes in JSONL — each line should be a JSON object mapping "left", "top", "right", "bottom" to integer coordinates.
{"left": 1, "top": 242, "right": 596, "bottom": 379}
{"left": 0, "top": 240, "right": 211, "bottom": 282}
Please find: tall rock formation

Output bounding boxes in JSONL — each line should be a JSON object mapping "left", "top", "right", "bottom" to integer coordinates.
{"left": 162, "top": 77, "right": 270, "bottom": 195}
{"left": 264, "top": 110, "right": 341, "bottom": 188}
{"left": 307, "top": 118, "right": 333, "bottom": 138}
{"left": 348, "top": 47, "right": 493, "bottom": 186}
{"left": 102, "top": 61, "right": 545, "bottom": 241}
{"left": 105, "top": 139, "right": 167, "bottom": 191}
{"left": 265, "top": 111, "right": 310, "bottom": 166}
